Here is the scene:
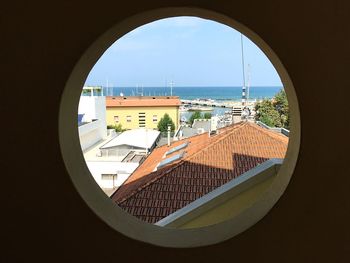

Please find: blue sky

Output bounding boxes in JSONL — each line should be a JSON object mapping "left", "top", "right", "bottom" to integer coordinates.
{"left": 85, "top": 17, "right": 282, "bottom": 87}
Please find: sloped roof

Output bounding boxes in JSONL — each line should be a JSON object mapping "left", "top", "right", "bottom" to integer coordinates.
{"left": 106, "top": 96, "right": 181, "bottom": 107}
{"left": 100, "top": 129, "right": 160, "bottom": 149}
{"left": 111, "top": 122, "right": 288, "bottom": 224}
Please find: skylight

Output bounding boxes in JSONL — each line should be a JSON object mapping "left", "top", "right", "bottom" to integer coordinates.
{"left": 165, "top": 142, "right": 189, "bottom": 156}
{"left": 157, "top": 152, "right": 185, "bottom": 169}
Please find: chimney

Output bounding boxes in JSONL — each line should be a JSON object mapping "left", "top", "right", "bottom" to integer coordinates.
{"left": 210, "top": 116, "right": 218, "bottom": 131}
{"left": 167, "top": 125, "right": 171, "bottom": 146}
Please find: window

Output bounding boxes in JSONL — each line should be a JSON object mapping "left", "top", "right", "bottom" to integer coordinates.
{"left": 114, "top": 116, "right": 119, "bottom": 123}
{"left": 153, "top": 115, "right": 158, "bottom": 122}
{"left": 101, "top": 174, "right": 118, "bottom": 189}
{"left": 157, "top": 152, "right": 185, "bottom": 169}
{"left": 139, "top": 112, "right": 146, "bottom": 127}
{"left": 126, "top": 115, "right": 132, "bottom": 122}
{"left": 61, "top": 9, "right": 300, "bottom": 248}
{"left": 101, "top": 174, "right": 116, "bottom": 180}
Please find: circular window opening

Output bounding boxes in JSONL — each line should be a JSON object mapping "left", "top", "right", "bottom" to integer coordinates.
{"left": 59, "top": 8, "right": 300, "bottom": 248}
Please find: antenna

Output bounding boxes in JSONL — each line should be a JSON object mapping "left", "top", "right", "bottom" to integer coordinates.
{"left": 240, "top": 33, "right": 246, "bottom": 106}
{"left": 169, "top": 80, "right": 174, "bottom": 96}
{"left": 247, "top": 63, "right": 251, "bottom": 104}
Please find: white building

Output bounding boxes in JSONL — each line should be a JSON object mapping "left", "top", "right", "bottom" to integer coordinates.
{"left": 86, "top": 161, "right": 139, "bottom": 190}
{"left": 82, "top": 128, "right": 160, "bottom": 196}
{"left": 78, "top": 89, "right": 162, "bottom": 195}
{"left": 99, "top": 128, "right": 160, "bottom": 157}
{"left": 78, "top": 86, "right": 107, "bottom": 151}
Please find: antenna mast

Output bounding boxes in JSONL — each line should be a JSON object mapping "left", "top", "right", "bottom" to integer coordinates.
{"left": 169, "top": 80, "right": 174, "bottom": 96}
{"left": 240, "top": 34, "right": 246, "bottom": 106}
{"left": 247, "top": 63, "right": 251, "bottom": 104}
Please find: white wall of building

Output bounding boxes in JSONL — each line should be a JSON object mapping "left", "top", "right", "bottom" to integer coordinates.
{"left": 78, "top": 95, "right": 107, "bottom": 151}
{"left": 86, "top": 161, "right": 139, "bottom": 189}
{"left": 79, "top": 122, "right": 101, "bottom": 151}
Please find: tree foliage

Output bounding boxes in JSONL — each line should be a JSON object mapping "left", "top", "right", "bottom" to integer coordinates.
{"left": 273, "top": 89, "right": 289, "bottom": 129}
{"left": 255, "top": 89, "right": 290, "bottom": 129}
{"left": 107, "top": 123, "right": 125, "bottom": 132}
{"left": 203, "top": 112, "right": 212, "bottom": 119}
{"left": 189, "top": 111, "right": 202, "bottom": 125}
{"left": 157, "top": 113, "right": 175, "bottom": 132}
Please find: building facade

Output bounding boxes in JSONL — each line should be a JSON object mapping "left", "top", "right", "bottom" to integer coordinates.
{"left": 78, "top": 86, "right": 107, "bottom": 151}
{"left": 106, "top": 96, "right": 181, "bottom": 130}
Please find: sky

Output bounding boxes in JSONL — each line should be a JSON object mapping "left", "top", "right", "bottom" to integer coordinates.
{"left": 85, "top": 17, "right": 282, "bottom": 87}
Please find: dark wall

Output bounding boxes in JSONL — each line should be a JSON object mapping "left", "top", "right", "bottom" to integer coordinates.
{"left": 2, "top": 0, "right": 350, "bottom": 262}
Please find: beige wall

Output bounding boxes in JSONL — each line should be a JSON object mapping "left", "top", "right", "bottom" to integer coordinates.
{"left": 106, "top": 106, "right": 179, "bottom": 130}
{"left": 178, "top": 176, "right": 275, "bottom": 229}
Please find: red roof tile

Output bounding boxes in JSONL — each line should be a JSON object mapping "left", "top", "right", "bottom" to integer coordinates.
{"left": 106, "top": 96, "right": 181, "bottom": 107}
{"left": 111, "top": 122, "right": 288, "bottom": 224}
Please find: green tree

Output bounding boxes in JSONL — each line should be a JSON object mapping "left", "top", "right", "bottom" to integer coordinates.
{"left": 189, "top": 111, "right": 202, "bottom": 125}
{"left": 255, "top": 99, "right": 282, "bottom": 127}
{"left": 273, "top": 89, "right": 289, "bottom": 129}
{"left": 203, "top": 112, "right": 212, "bottom": 119}
{"left": 157, "top": 113, "right": 175, "bottom": 132}
{"left": 107, "top": 124, "right": 124, "bottom": 132}
{"left": 255, "top": 89, "right": 290, "bottom": 129}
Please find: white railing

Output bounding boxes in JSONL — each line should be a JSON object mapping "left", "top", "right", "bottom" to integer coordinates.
{"left": 256, "top": 121, "right": 289, "bottom": 137}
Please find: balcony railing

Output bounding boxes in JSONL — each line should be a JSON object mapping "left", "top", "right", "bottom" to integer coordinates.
{"left": 256, "top": 121, "right": 289, "bottom": 137}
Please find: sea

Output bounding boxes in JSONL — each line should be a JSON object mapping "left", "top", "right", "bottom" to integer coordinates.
{"left": 103, "top": 86, "right": 282, "bottom": 101}
{"left": 102, "top": 86, "right": 283, "bottom": 118}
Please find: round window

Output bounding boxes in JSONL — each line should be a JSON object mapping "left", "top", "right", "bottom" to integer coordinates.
{"left": 59, "top": 7, "right": 300, "bottom": 247}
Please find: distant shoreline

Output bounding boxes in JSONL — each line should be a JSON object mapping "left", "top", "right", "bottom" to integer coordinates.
{"left": 85, "top": 86, "right": 282, "bottom": 101}
{"left": 94, "top": 85, "right": 283, "bottom": 89}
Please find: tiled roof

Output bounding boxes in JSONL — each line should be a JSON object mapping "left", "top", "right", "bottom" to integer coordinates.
{"left": 106, "top": 96, "right": 181, "bottom": 107}
{"left": 111, "top": 122, "right": 288, "bottom": 224}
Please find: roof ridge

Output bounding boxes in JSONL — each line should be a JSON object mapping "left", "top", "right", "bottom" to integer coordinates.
{"left": 180, "top": 122, "right": 247, "bottom": 162}
{"left": 248, "top": 122, "right": 289, "bottom": 144}
{"left": 116, "top": 123, "right": 246, "bottom": 204}
{"left": 154, "top": 130, "right": 209, "bottom": 150}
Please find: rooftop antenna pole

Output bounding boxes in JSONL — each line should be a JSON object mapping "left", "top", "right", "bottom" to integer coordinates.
{"left": 247, "top": 63, "right": 251, "bottom": 104}
{"left": 240, "top": 33, "right": 246, "bottom": 107}
{"left": 169, "top": 80, "right": 174, "bottom": 96}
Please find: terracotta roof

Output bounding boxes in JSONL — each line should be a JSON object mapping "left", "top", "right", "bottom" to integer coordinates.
{"left": 111, "top": 122, "right": 288, "bottom": 224}
{"left": 106, "top": 96, "right": 181, "bottom": 107}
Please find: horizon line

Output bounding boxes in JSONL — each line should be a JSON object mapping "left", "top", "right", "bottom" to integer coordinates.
{"left": 85, "top": 85, "right": 283, "bottom": 88}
